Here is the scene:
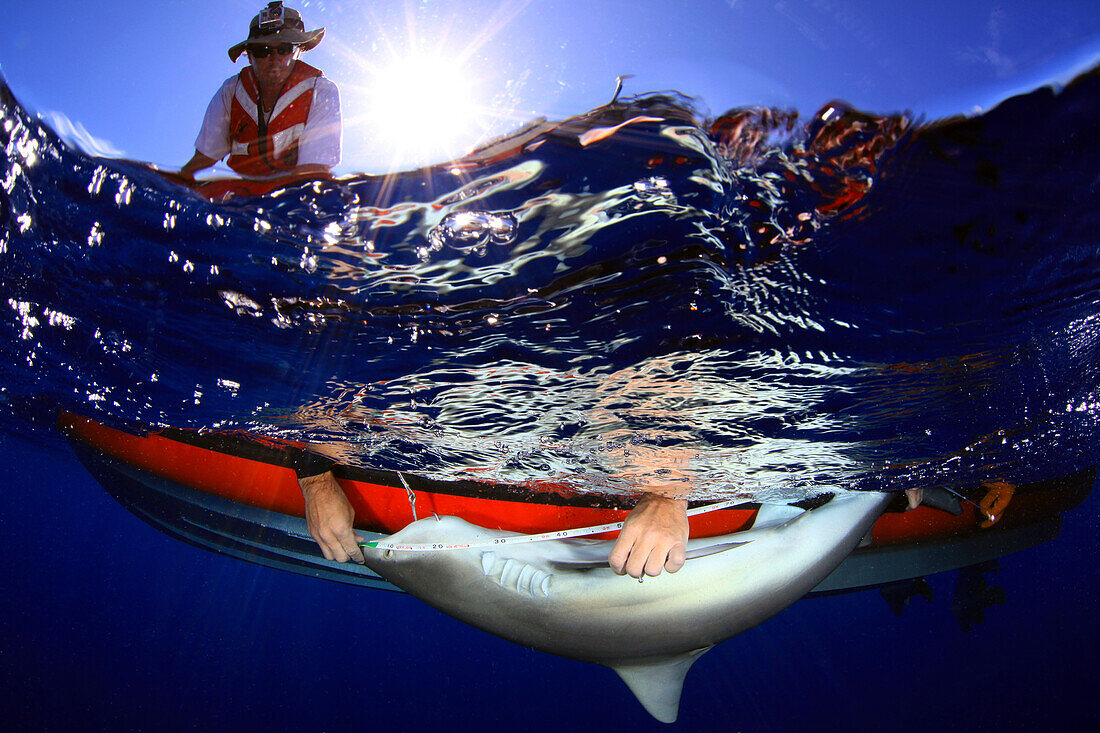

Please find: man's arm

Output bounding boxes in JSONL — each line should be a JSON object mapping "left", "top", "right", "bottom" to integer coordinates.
{"left": 177, "top": 155, "right": 328, "bottom": 183}
{"left": 608, "top": 492, "right": 689, "bottom": 579}
{"left": 299, "top": 470, "right": 365, "bottom": 563}
{"left": 183, "top": 80, "right": 235, "bottom": 180}
{"left": 905, "top": 488, "right": 922, "bottom": 510}
{"left": 289, "top": 163, "right": 332, "bottom": 176}
{"left": 606, "top": 446, "right": 695, "bottom": 579}
{"left": 178, "top": 151, "right": 219, "bottom": 182}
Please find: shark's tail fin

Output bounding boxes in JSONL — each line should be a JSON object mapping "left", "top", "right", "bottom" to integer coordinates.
{"left": 610, "top": 647, "right": 712, "bottom": 723}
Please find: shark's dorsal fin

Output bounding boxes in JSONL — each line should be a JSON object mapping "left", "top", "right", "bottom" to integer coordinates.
{"left": 752, "top": 503, "right": 806, "bottom": 529}
{"left": 609, "top": 647, "right": 711, "bottom": 724}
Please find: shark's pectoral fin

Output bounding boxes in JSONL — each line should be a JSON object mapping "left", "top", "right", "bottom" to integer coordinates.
{"left": 609, "top": 647, "right": 711, "bottom": 724}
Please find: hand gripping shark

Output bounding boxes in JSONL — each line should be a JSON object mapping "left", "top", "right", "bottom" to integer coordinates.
{"left": 361, "top": 490, "right": 890, "bottom": 723}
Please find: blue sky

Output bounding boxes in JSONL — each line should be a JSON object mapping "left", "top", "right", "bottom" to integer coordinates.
{"left": 1, "top": 0, "right": 1098, "bottom": 172}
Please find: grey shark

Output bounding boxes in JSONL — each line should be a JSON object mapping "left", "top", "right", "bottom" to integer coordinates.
{"left": 361, "top": 491, "right": 891, "bottom": 723}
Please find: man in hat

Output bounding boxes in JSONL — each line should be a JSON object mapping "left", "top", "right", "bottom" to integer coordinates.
{"left": 179, "top": 2, "right": 340, "bottom": 182}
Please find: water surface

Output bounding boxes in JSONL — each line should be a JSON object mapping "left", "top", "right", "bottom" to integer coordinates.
{"left": 3, "top": 70, "right": 1099, "bottom": 503}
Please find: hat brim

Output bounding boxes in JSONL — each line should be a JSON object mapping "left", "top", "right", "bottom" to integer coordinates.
{"left": 228, "top": 27, "right": 325, "bottom": 62}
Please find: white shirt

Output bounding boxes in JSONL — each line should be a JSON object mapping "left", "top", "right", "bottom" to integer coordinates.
{"left": 195, "top": 68, "right": 342, "bottom": 175}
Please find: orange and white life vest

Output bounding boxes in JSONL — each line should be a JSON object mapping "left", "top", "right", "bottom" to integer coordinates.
{"left": 227, "top": 61, "right": 323, "bottom": 177}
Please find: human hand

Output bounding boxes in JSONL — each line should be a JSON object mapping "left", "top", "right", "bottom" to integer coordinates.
{"left": 905, "top": 488, "right": 923, "bottom": 510}
{"left": 608, "top": 493, "right": 689, "bottom": 579}
{"left": 299, "top": 471, "right": 365, "bottom": 563}
{"left": 979, "top": 481, "right": 1014, "bottom": 528}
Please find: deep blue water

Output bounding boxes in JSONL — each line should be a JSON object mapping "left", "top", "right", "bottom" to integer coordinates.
{"left": 2, "top": 66, "right": 1100, "bottom": 729}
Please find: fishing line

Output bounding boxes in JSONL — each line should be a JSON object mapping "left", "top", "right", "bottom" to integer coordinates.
{"left": 397, "top": 471, "right": 418, "bottom": 521}
{"left": 360, "top": 498, "right": 744, "bottom": 553}
{"left": 937, "top": 485, "right": 995, "bottom": 521}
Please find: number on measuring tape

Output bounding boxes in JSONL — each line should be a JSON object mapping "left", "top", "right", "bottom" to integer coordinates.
{"left": 358, "top": 499, "right": 741, "bottom": 553}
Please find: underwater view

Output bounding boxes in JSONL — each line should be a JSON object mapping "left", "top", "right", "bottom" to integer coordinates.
{"left": 2, "top": 1, "right": 1099, "bottom": 730}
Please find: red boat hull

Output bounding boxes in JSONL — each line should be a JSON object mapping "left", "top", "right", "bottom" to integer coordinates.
{"left": 59, "top": 411, "right": 1092, "bottom": 545}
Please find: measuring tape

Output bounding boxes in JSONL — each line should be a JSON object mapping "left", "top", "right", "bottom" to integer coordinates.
{"left": 360, "top": 498, "right": 744, "bottom": 552}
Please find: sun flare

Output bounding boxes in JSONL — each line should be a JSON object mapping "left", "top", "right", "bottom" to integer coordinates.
{"left": 328, "top": 1, "right": 542, "bottom": 171}
{"left": 360, "top": 51, "right": 488, "bottom": 167}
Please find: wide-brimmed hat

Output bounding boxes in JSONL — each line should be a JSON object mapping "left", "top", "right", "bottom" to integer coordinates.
{"left": 227, "top": 3, "right": 325, "bottom": 62}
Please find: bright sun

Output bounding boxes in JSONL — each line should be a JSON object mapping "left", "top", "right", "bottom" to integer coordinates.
{"left": 332, "top": 1, "right": 540, "bottom": 172}
{"left": 360, "top": 51, "right": 488, "bottom": 168}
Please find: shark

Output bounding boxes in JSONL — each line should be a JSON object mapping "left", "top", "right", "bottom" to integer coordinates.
{"left": 361, "top": 490, "right": 891, "bottom": 723}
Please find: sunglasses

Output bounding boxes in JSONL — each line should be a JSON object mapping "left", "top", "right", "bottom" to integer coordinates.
{"left": 249, "top": 43, "right": 294, "bottom": 58}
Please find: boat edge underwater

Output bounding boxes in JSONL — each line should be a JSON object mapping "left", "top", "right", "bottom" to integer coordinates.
{"left": 61, "top": 410, "right": 1093, "bottom": 597}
